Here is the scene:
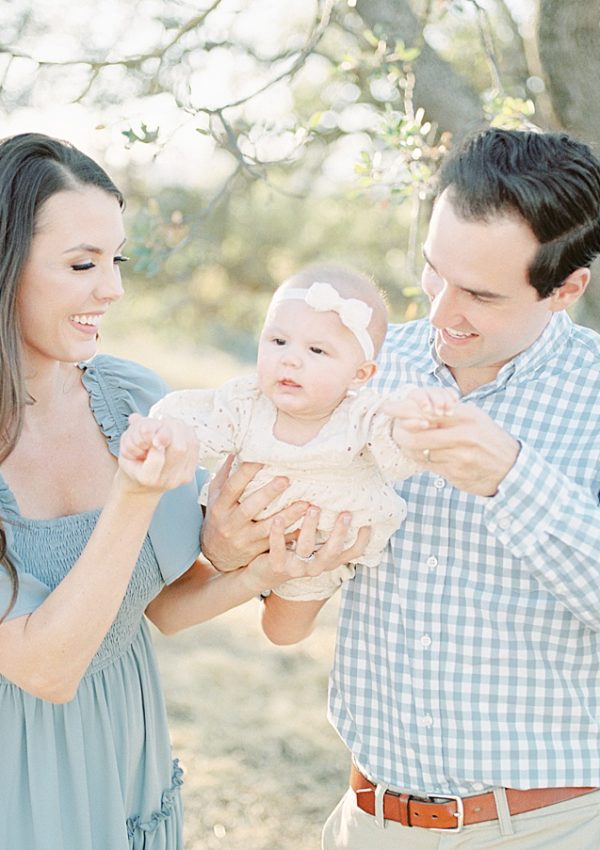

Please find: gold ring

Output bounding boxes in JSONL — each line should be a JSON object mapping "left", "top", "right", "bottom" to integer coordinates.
{"left": 423, "top": 448, "right": 431, "bottom": 462}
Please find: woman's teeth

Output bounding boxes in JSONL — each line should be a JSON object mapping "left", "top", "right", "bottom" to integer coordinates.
{"left": 70, "top": 314, "right": 99, "bottom": 326}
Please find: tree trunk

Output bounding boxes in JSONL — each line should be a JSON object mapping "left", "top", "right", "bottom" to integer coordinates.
{"left": 537, "top": 0, "right": 600, "bottom": 328}
{"left": 355, "top": 0, "right": 484, "bottom": 142}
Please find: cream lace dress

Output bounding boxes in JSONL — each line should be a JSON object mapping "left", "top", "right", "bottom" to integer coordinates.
{"left": 151, "top": 376, "right": 419, "bottom": 599}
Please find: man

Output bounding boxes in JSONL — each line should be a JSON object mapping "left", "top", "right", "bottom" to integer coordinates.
{"left": 204, "top": 128, "right": 600, "bottom": 848}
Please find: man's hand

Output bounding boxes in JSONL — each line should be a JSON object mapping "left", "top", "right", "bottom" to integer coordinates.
{"left": 201, "top": 457, "right": 309, "bottom": 571}
{"left": 243, "top": 508, "right": 371, "bottom": 593}
{"left": 385, "top": 399, "right": 520, "bottom": 497}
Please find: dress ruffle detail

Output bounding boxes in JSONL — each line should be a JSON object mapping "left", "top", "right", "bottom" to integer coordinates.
{"left": 80, "top": 355, "right": 170, "bottom": 457}
{"left": 126, "top": 759, "right": 184, "bottom": 839}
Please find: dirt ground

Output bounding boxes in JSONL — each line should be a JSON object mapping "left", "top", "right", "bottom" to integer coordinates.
{"left": 152, "top": 594, "right": 348, "bottom": 850}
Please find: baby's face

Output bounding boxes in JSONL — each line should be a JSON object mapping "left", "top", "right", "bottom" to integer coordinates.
{"left": 257, "top": 299, "right": 368, "bottom": 422}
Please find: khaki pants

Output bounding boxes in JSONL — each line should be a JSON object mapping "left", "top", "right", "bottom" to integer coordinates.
{"left": 322, "top": 788, "right": 600, "bottom": 850}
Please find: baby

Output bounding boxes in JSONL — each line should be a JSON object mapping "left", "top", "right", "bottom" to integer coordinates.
{"left": 144, "top": 264, "right": 456, "bottom": 599}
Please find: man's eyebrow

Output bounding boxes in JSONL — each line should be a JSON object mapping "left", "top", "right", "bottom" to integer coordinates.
{"left": 421, "top": 246, "right": 509, "bottom": 301}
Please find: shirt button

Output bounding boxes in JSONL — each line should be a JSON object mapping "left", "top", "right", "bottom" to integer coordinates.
{"left": 420, "top": 634, "right": 432, "bottom": 648}
{"left": 426, "top": 556, "right": 438, "bottom": 569}
{"left": 472, "top": 783, "right": 485, "bottom": 792}
{"left": 498, "top": 516, "right": 511, "bottom": 530}
{"left": 420, "top": 714, "right": 434, "bottom": 728}
{"left": 434, "top": 477, "right": 445, "bottom": 489}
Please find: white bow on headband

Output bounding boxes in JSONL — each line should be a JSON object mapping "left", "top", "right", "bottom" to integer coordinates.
{"left": 272, "top": 282, "right": 374, "bottom": 359}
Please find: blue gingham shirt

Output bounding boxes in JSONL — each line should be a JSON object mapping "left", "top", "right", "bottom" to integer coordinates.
{"left": 328, "top": 310, "right": 600, "bottom": 796}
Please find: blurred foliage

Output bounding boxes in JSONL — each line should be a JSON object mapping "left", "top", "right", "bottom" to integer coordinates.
{"left": 115, "top": 174, "right": 422, "bottom": 361}
{"left": 3, "top": 0, "right": 598, "bottom": 347}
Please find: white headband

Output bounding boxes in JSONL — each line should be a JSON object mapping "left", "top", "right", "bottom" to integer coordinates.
{"left": 272, "top": 282, "right": 374, "bottom": 360}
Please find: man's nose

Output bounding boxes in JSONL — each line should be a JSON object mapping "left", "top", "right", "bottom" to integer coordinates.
{"left": 428, "top": 284, "right": 461, "bottom": 328}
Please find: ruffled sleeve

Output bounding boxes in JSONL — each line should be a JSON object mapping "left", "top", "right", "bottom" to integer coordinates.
{"left": 80, "top": 355, "right": 204, "bottom": 584}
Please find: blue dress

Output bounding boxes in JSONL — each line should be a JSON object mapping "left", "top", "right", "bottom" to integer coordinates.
{"left": 0, "top": 356, "right": 203, "bottom": 850}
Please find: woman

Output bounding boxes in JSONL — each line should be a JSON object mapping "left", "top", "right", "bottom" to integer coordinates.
{"left": 0, "top": 132, "right": 360, "bottom": 850}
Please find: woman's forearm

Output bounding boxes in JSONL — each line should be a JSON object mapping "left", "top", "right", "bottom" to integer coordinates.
{"left": 261, "top": 594, "right": 328, "bottom": 645}
{"left": 145, "top": 559, "right": 271, "bottom": 634}
{"left": 0, "top": 472, "right": 161, "bottom": 702}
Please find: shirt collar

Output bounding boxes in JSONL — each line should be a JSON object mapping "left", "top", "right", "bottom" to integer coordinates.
{"left": 427, "top": 311, "right": 574, "bottom": 393}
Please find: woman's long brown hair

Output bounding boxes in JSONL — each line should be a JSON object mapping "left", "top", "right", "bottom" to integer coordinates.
{"left": 0, "top": 133, "right": 123, "bottom": 620}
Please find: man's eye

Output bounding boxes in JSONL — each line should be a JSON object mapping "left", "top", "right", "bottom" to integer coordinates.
{"left": 72, "top": 262, "right": 95, "bottom": 271}
{"left": 115, "top": 255, "right": 129, "bottom": 264}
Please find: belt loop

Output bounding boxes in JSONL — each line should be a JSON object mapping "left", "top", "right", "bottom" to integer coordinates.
{"left": 492, "top": 788, "right": 515, "bottom": 836}
{"left": 374, "top": 781, "right": 389, "bottom": 829}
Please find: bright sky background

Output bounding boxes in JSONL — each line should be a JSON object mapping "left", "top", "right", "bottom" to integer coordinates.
{"left": 1, "top": 0, "right": 536, "bottom": 190}
{"left": 1, "top": 0, "right": 324, "bottom": 187}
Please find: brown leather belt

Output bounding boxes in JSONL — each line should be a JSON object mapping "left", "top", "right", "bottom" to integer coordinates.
{"left": 351, "top": 764, "right": 597, "bottom": 831}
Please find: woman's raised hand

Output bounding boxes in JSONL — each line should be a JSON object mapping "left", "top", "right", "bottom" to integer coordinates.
{"left": 118, "top": 413, "right": 199, "bottom": 494}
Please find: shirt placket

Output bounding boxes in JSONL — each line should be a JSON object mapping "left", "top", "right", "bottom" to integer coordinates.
{"left": 405, "top": 471, "right": 454, "bottom": 792}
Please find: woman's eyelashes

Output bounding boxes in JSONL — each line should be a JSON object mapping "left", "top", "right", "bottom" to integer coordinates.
{"left": 71, "top": 255, "right": 129, "bottom": 272}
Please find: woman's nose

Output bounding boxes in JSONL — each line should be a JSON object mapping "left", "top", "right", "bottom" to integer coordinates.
{"left": 95, "top": 264, "right": 124, "bottom": 302}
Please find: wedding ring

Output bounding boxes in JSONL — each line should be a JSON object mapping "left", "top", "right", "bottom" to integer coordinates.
{"left": 423, "top": 448, "right": 431, "bottom": 462}
{"left": 295, "top": 552, "right": 316, "bottom": 563}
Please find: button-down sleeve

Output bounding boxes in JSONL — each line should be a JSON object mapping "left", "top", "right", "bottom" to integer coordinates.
{"left": 484, "top": 441, "right": 600, "bottom": 631}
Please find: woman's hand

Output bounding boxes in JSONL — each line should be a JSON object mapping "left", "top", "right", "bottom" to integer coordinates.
{"left": 201, "top": 456, "right": 309, "bottom": 571}
{"left": 118, "top": 413, "right": 199, "bottom": 495}
{"left": 242, "top": 507, "right": 371, "bottom": 595}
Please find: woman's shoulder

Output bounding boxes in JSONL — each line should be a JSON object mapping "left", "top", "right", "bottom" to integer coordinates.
{"left": 82, "top": 354, "right": 169, "bottom": 399}
{"left": 79, "top": 354, "right": 170, "bottom": 446}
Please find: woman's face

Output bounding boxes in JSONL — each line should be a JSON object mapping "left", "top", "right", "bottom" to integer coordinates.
{"left": 17, "top": 186, "right": 126, "bottom": 371}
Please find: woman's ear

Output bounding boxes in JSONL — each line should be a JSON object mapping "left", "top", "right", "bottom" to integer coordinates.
{"left": 350, "top": 361, "right": 377, "bottom": 388}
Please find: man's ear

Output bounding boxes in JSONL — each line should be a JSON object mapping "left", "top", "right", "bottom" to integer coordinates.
{"left": 549, "top": 267, "right": 590, "bottom": 312}
{"left": 350, "top": 361, "right": 377, "bottom": 388}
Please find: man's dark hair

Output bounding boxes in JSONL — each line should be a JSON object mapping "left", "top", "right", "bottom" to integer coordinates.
{"left": 437, "top": 128, "right": 600, "bottom": 298}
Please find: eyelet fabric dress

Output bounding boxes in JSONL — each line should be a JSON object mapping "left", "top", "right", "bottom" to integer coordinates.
{"left": 0, "top": 355, "right": 203, "bottom": 850}
{"left": 151, "top": 376, "right": 421, "bottom": 599}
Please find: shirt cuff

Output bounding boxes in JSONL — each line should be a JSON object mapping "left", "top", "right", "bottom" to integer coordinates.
{"left": 482, "top": 442, "right": 560, "bottom": 557}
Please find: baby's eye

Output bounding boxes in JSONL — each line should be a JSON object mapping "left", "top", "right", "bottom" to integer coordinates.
{"left": 309, "top": 346, "right": 326, "bottom": 355}
{"left": 72, "top": 262, "right": 95, "bottom": 271}
{"left": 273, "top": 338, "right": 286, "bottom": 346}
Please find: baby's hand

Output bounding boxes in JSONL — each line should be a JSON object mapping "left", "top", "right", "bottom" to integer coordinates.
{"left": 406, "top": 386, "right": 459, "bottom": 424}
{"left": 383, "top": 386, "right": 459, "bottom": 430}
{"left": 118, "top": 414, "right": 199, "bottom": 493}
{"left": 119, "top": 413, "right": 163, "bottom": 461}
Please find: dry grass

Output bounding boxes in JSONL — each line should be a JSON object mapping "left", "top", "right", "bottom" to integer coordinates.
{"left": 152, "top": 597, "right": 347, "bottom": 850}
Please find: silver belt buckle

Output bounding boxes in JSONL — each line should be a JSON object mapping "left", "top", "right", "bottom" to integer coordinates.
{"left": 430, "top": 794, "right": 465, "bottom": 832}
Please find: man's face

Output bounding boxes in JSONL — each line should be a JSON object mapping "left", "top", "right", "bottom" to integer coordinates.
{"left": 421, "top": 189, "right": 563, "bottom": 394}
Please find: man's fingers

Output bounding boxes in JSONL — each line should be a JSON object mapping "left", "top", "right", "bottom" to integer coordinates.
{"left": 340, "top": 525, "right": 371, "bottom": 564}
{"left": 207, "top": 454, "right": 235, "bottom": 502}
{"left": 211, "top": 460, "right": 265, "bottom": 508}
{"left": 235, "top": 475, "right": 290, "bottom": 521}
{"left": 267, "top": 501, "right": 308, "bottom": 532}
